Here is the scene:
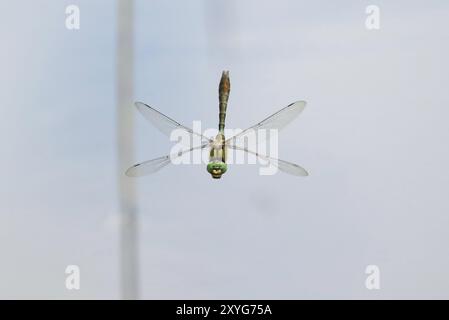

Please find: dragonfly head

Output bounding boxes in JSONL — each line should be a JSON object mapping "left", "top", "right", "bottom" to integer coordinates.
{"left": 207, "top": 161, "right": 227, "bottom": 179}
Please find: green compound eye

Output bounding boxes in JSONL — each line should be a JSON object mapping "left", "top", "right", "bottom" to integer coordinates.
{"left": 207, "top": 162, "right": 228, "bottom": 179}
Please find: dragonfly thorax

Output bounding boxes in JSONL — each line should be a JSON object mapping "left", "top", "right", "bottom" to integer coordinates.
{"left": 207, "top": 133, "right": 227, "bottom": 179}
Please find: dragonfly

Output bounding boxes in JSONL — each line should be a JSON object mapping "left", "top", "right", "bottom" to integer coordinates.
{"left": 126, "top": 71, "right": 308, "bottom": 179}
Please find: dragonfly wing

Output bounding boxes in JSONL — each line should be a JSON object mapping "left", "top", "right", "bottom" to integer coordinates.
{"left": 226, "top": 101, "right": 306, "bottom": 145}
{"left": 228, "top": 145, "right": 308, "bottom": 176}
{"left": 126, "top": 143, "right": 210, "bottom": 177}
{"left": 135, "top": 102, "right": 213, "bottom": 144}
{"left": 125, "top": 156, "right": 171, "bottom": 177}
{"left": 275, "top": 158, "right": 309, "bottom": 176}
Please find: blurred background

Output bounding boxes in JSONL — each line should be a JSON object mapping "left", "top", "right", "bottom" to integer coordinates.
{"left": 1, "top": 0, "right": 449, "bottom": 299}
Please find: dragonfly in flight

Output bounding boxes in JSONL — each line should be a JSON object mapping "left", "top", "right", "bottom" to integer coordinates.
{"left": 126, "top": 71, "right": 308, "bottom": 179}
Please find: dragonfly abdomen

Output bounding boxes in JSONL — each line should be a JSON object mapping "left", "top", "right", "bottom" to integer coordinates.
{"left": 218, "top": 70, "right": 230, "bottom": 132}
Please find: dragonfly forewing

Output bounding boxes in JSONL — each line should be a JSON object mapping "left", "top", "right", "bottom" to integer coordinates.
{"left": 125, "top": 143, "right": 210, "bottom": 177}
{"left": 228, "top": 145, "right": 308, "bottom": 176}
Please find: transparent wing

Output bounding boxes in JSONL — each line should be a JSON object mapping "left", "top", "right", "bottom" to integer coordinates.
{"left": 226, "top": 101, "right": 306, "bottom": 145}
{"left": 135, "top": 102, "right": 213, "bottom": 145}
{"left": 229, "top": 145, "right": 308, "bottom": 176}
{"left": 126, "top": 156, "right": 171, "bottom": 177}
{"left": 126, "top": 143, "right": 210, "bottom": 177}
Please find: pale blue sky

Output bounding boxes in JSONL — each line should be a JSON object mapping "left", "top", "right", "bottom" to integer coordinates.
{"left": 1, "top": 0, "right": 449, "bottom": 299}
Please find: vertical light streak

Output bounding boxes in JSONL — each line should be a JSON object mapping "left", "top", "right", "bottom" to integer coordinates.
{"left": 116, "top": 0, "right": 138, "bottom": 300}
